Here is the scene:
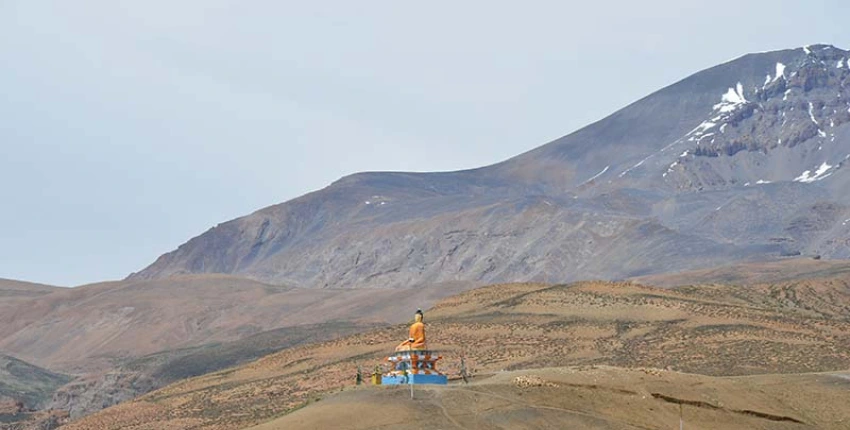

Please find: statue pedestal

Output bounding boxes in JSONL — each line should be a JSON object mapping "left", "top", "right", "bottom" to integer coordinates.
{"left": 381, "top": 350, "right": 447, "bottom": 385}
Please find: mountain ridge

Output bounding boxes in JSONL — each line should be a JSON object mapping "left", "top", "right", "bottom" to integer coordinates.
{"left": 130, "top": 44, "right": 850, "bottom": 288}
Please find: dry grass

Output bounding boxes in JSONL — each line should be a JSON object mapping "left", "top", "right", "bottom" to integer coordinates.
{"left": 61, "top": 274, "right": 850, "bottom": 430}
{"left": 248, "top": 366, "right": 850, "bottom": 429}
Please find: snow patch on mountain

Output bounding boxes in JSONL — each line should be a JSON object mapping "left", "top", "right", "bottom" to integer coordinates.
{"left": 808, "top": 102, "right": 819, "bottom": 126}
{"left": 682, "top": 83, "right": 750, "bottom": 147}
{"left": 581, "top": 166, "right": 610, "bottom": 185}
{"left": 773, "top": 63, "right": 786, "bottom": 82}
{"left": 794, "top": 162, "right": 834, "bottom": 183}
{"left": 714, "top": 83, "right": 748, "bottom": 113}
{"left": 619, "top": 158, "right": 647, "bottom": 177}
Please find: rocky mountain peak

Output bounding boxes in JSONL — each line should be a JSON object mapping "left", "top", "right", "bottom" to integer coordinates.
{"left": 661, "top": 45, "right": 850, "bottom": 190}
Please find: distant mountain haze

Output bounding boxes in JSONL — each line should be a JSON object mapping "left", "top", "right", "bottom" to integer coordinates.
{"left": 132, "top": 45, "right": 850, "bottom": 287}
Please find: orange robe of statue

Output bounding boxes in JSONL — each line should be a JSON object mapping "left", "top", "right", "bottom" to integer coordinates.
{"left": 396, "top": 314, "right": 426, "bottom": 350}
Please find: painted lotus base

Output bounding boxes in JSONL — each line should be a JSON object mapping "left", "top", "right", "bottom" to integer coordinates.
{"left": 381, "top": 374, "right": 448, "bottom": 385}
{"left": 382, "top": 350, "right": 447, "bottom": 385}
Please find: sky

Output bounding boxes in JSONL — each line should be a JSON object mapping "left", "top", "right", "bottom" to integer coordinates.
{"left": 1, "top": 1, "right": 848, "bottom": 286}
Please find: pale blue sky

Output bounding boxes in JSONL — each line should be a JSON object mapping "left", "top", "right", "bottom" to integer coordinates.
{"left": 1, "top": 1, "right": 848, "bottom": 286}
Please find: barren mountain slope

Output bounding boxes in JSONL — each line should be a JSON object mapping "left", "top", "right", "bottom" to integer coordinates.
{"left": 62, "top": 275, "right": 850, "bottom": 430}
{"left": 0, "top": 279, "right": 60, "bottom": 294}
{"left": 0, "top": 275, "right": 473, "bottom": 372}
{"left": 632, "top": 257, "right": 850, "bottom": 286}
{"left": 0, "top": 354, "right": 70, "bottom": 430}
{"left": 132, "top": 45, "right": 850, "bottom": 289}
{"left": 0, "top": 355, "right": 69, "bottom": 409}
{"left": 0, "top": 279, "right": 62, "bottom": 341}
{"left": 47, "top": 321, "right": 379, "bottom": 421}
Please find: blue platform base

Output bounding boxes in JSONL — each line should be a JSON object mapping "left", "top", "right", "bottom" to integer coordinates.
{"left": 382, "top": 374, "right": 447, "bottom": 385}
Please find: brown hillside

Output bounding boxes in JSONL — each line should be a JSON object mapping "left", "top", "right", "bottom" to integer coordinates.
{"left": 631, "top": 258, "right": 850, "bottom": 287}
{"left": 0, "top": 279, "right": 62, "bottom": 341}
{"left": 251, "top": 366, "right": 850, "bottom": 430}
{"left": 0, "top": 278, "right": 60, "bottom": 294}
{"left": 61, "top": 278, "right": 850, "bottom": 430}
{"left": 0, "top": 275, "right": 472, "bottom": 373}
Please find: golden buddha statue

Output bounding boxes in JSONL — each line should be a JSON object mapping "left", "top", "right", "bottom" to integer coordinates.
{"left": 395, "top": 309, "right": 426, "bottom": 351}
